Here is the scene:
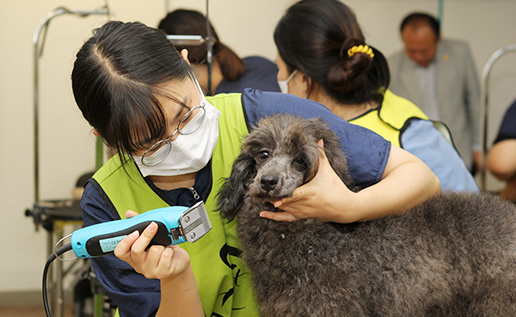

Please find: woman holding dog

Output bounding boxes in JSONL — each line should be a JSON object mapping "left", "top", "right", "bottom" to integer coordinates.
{"left": 72, "top": 19, "right": 439, "bottom": 317}
{"left": 273, "top": 0, "right": 478, "bottom": 196}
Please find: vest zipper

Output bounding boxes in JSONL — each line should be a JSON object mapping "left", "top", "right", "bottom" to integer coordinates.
{"left": 190, "top": 187, "right": 200, "bottom": 201}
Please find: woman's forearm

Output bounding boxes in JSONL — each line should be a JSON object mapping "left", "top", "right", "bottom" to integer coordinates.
{"left": 342, "top": 145, "right": 440, "bottom": 223}
{"left": 157, "top": 265, "right": 204, "bottom": 317}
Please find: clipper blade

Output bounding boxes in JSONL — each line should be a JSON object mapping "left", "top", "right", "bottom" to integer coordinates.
{"left": 179, "top": 201, "right": 212, "bottom": 243}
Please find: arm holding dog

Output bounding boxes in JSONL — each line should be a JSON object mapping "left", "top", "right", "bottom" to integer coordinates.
{"left": 351, "top": 144, "right": 440, "bottom": 221}
{"left": 262, "top": 143, "right": 440, "bottom": 223}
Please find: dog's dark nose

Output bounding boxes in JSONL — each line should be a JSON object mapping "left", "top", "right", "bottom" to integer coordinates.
{"left": 261, "top": 175, "right": 279, "bottom": 192}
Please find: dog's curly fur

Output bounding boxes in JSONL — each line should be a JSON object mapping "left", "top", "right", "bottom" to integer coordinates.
{"left": 218, "top": 114, "right": 516, "bottom": 317}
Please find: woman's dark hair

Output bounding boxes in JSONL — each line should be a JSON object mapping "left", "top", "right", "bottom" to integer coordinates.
{"left": 71, "top": 21, "right": 191, "bottom": 158}
{"left": 274, "top": 0, "right": 390, "bottom": 105}
{"left": 158, "top": 9, "right": 245, "bottom": 81}
{"left": 400, "top": 12, "right": 440, "bottom": 39}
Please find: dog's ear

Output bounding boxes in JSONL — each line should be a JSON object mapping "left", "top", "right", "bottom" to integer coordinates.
{"left": 217, "top": 152, "right": 257, "bottom": 222}
{"left": 306, "top": 117, "right": 358, "bottom": 191}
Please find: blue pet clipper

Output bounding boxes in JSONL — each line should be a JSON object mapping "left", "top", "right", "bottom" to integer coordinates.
{"left": 71, "top": 201, "right": 211, "bottom": 258}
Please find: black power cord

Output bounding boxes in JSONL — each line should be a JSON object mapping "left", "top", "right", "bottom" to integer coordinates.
{"left": 43, "top": 243, "right": 73, "bottom": 317}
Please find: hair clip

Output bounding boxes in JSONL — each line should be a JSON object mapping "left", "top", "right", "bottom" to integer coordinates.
{"left": 347, "top": 45, "right": 374, "bottom": 59}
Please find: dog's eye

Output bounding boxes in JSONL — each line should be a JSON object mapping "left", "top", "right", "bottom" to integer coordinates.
{"left": 259, "top": 151, "right": 270, "bottom": 160}
{"left": 293, "top": 157, "right": 306, "bottom": 166}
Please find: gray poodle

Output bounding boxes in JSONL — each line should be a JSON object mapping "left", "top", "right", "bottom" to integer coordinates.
{"left": 218, "top": 114, "right": 516, "bottom": 317}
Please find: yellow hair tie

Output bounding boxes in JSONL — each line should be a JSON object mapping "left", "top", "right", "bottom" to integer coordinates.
{"left": 347, "top": 44, "right": 374, "bottom": 59}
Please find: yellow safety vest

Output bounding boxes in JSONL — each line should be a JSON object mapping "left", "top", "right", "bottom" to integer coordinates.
{"left": 350, "top": 90, "right": 428, "bottom": 148}
{"left": 92, "top": 93, "right": 259, "bottom": 317}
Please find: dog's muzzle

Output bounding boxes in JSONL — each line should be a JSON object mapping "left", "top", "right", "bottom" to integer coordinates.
{"left": 261, "top": 175, "right": 279, "bottom": 192}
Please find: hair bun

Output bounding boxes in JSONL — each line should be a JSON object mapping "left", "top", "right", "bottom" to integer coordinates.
{"left": 327, "top": 38, "right": 374, "bottom": 95}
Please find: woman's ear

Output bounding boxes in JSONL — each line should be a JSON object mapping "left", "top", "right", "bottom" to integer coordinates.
{"left": 180, "top": 49, "right": 191, "bottom": 65}
{"left": 296, "top": 71, "right": 313, "bottom": 99}
{"left": 93, "top": 129, "right": 101, "bottom": 137}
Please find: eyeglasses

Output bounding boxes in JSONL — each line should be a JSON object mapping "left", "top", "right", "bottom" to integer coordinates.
{"left": 140, "top": 73, "right": 206, "bottom": 166}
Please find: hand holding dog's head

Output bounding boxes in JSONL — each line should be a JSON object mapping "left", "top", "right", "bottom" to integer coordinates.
{"left": 218, "top": 114, "right": 354, "bottom": 221}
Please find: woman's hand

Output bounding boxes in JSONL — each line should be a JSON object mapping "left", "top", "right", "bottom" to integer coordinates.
{"left": 114, "top": 210, "right": 191, "bottom": 281}
{"left": 115, "top": 210, "right": 204, "bottom": 317}
{"left": 259, "top": 140, "right": 357, "bottom": 223}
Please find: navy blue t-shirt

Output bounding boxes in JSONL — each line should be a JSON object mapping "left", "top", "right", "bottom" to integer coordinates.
{"left": 80, "top": 89, "right": 390, "bottom": 317}
{"left": 216, "top": 56, "right": 281, "bottom": 94}
{"left": 242, "top": 89, "right": 389, "bottom": 188}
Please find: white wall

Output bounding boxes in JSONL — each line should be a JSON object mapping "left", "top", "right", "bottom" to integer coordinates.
{"left": 1, "top": 0, "right": 515, "bottom": 293}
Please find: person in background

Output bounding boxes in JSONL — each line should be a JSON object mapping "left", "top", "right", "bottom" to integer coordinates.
{"left": 274, "top": 0, "right": 478, "bottom": 192}
{"left": 72, "top": 20, "right": 439, "bottom": 316}
{"left": 388, "top": 12, "right": 481, "bottom": 174}
{"left": 158, "top": 9, "right": 280, "bottom": 95}
{"left": 487, "top": 98, "right": 516, "bottom": 202}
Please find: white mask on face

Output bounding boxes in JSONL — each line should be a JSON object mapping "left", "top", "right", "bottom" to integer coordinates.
{"left": 277, "top": 69, "right": 298, "bottom": 94}
{"left": 133, "top": 82, "right": 221, "bottom": 177}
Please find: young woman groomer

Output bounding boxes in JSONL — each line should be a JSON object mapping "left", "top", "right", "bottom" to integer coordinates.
{"left": 72, "top": 21, "right": 439, "bottom": 317}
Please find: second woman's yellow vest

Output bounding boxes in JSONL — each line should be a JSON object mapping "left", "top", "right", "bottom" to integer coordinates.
{"left": 350, "top": 90, "right": 428, "bottom": 147}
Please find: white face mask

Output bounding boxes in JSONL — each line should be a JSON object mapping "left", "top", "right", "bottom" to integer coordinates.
{"left": 277, "top": 69, "right": 297, "bottom": 94}
{"left": 133, "top": 88, "right": 221, "bottom": 177}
